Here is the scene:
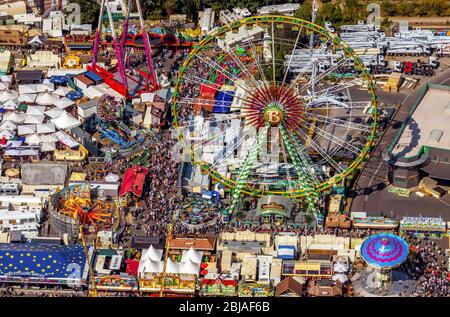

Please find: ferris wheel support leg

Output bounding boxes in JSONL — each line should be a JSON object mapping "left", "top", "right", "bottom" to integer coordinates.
{"left": 279, "top": 126, "right": 321, "bottom": 223}
{"left": 119, "top": 0, "right": 132, "bottom": 61}
{"left": 228, "top": 125, "right": 270, "bottom": 216}
{"left": 135, "top": 0, "right": 158, "bottom": 88}
{"left": 91, "top": 0, "right": 106, "bottom": 68}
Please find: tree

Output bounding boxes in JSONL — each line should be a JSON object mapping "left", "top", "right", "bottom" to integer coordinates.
{"left": 381, "top": 16, "right": 392, "bottom": 33}
{"left": 381, "top": 0, "right": 396, "bottom": 16}
{"left": 67, "top": 0, "right": 100, "bottom": 26}
{"left": 397, "top": 2, "right": 410, "bottom": 17}
{"left": 294, "top": 0, "right": 312, "bottom": 22}
{"left": 316, "top": 3, "right": 343, "bottom": 27}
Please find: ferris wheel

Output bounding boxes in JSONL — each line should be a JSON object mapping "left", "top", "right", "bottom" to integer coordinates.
{"left": 172, "top": 16, "right": 378, "bottom": 219}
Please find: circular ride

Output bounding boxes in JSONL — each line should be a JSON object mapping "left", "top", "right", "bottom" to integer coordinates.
{"left": 97, "top": 94, "right": 121, "bottom": 122}
{"left": 57, "top": 184, "right": 112, "bottom": 227}
{"left": 179, "top": 195, "right": 222, "bottom": 230}
{"left": 172, "top": 16, "right": 378, "bottom": 219}
{"left": 359, "top": 233, "right": 409, "bottom": 291}
{"left": 360, "top": 233, "right": 409, "bottom": 270}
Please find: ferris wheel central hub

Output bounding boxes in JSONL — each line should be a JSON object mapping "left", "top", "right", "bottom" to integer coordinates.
{"left": 263, "top": 104, "right": 284, "bottom": 125}
{"left": 243, "top": 83, "right": 304, "bottom": 130}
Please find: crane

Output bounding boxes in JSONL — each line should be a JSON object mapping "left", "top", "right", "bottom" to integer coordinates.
{"left": 159, "top": 222, "right": 173, "bottom": 297}
{"left": 79, "top": 226, "right": 98, "bottom": 297}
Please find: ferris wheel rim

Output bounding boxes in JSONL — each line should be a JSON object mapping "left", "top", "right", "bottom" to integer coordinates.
{"left": 172, "top": 15, "right": 378, "bottom": 198}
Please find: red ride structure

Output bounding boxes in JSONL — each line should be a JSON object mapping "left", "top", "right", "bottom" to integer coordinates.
{"left": 88, "top": 0, "right": 158, "bottom": 98}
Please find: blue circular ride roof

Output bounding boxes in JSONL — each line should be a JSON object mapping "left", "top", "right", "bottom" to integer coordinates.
{"left": 360, "top": 233, "right": 409, "bottom": 269}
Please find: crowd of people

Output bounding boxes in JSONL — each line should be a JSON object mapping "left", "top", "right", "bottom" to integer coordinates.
{"left": 402, "top": 234, "right": 449, "bottom": 297}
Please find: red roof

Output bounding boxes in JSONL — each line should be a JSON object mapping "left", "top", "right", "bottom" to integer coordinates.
{"left": 201, "top": 278, "right": 237, "bottom": 287}
{"left": 200, "top": 84, "right": 217, "bottom": 95}
{"left": 119, "top": 166, "right": 149, "bottom": 197}
{"left": 125, "top": 259, "right": 139, "bottom": 277}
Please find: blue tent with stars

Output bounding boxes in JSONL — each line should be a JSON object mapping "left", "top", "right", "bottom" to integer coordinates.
{"left": 0, "top": 243, "right": 88, "bottom": 285}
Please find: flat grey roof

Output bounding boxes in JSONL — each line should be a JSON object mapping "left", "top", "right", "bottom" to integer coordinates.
{"left": 21, "top": 162, "right": 68, "bottom": 185}
{"left": 392, "top": 87, "right": 450, "bottom": 157}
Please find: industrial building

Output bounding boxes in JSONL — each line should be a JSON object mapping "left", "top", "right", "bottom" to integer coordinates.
{"left": 384, "top": 83, "right": 450, "bottom": 189}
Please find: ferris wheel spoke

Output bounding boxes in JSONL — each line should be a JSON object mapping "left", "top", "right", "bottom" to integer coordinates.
{"left": 193, "top": 52, "right": 259, "bottom": 98}
{"left": 280, "top": 25, "right": 303, "bottom": 90}
{"left": 295, "top": 128, "right": 344, "bottom": 174}
{"left": 191, "top": 124, "right": 243, "bottom": 152}
{"left": 209, "top": 129, "right": 253, "bottom": 170}
{"left": 176, "top": 112, "right": 244, "bottom": 128}
{"left": 180, "top": 75, "right": 260, "bottom": 110}
{"left": 303, "top": 120, "right": 362, "bottom": 156}
{"left": 306, "top": 104, "right": 369, "bottom": 111}
{"left": 224, "top": 44, "right": 264, "bottom": 93}
{"left": 271, "top": 21, "right": 277, "bottom": 89}
{"left": 304, "top": 112, "right": 373, "bottom": 133}
{"left": 241, "top": 35, "right": 268, "bottom": 87}
{"left": 281, "top": 39, "right": 333, "bottom": 101}
{"left": 311, "top": 82, "right": 354, "bottom": 98}
{"left": 298, "top": 57, "right": 354, "bottom": 97}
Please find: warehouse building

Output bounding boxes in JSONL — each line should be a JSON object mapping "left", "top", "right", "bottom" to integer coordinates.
{"left": 384, "top": 83, "right": 450, "bottom": 189}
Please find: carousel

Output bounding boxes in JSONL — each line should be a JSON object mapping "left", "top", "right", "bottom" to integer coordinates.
{"left": 352, "top": 233, "right": 414, "bottom": 296}
{"left": 50, "top": 184, "right": 113, "bottom": 238}
{"left": 178, "top": 194, "right": 222, "bottom": 231}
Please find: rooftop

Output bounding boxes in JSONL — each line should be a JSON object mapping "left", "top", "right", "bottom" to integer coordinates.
{"left": 391, "top": 84, "right": 450, "bottom": 158}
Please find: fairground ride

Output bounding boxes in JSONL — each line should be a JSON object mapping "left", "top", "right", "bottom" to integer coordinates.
{"left": 88, "top": 0, "right": 158, "bottom": 98}
{"left": 172, "top": 16, "right": 378, "bottom": 223}
{"left": 58, "top": 184, "right": 112, "bottom": 229}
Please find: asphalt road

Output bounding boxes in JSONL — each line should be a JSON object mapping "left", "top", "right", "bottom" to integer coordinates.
{"left": 349, "top": 67, "right": 450, "bottom": 220}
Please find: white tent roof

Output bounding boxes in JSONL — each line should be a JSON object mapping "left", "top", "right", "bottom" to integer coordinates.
{"left": 332, "top": 274, "right": 348, "bottom": 283}
{"left": 36, "top": 91, "right": 60, "bottom": 106}
{"left": 140, "top": 259, "right": 164, "bottom": 274}
{"left": 41, "top": 134, "right": 59, "bottom": 143}
{"left": 181, "top": 247, "right": 203, "bottom": 264}
{"left": 0, "top": 89, "right": 19, "bottom": 101}
{"left": 3, "top": 112, "right": 25, "bottom": 123}
{"left": 142, "top": 245, "right": 163, "bottom": 262}
{"left": 18, "top": 93, "right": 37, "bottom": 103}
{"left": 54, "top": 97, "right": 75, "bottom": 109}
{"left": 40, "top": 133, "right": 58, "bottom": 143}
{"left": 25, "top": 133, "right": 42, "bottom": 145}
{"left": 2, "top": 100, "right": 18, "bottom": 110}
{"left": 51, "top": 111, "right": 81, "bottom": 130}
{"left": 333, "top": 262, "right": 349, "bottom": 274}
{"left": 40, "top": 142, "right": 56, "bottom": 152}
{"left": 0, "top": 120, "right": 17, "bottom": 131}
{"left": 54, "top": 86, "right": 73, "bottom": 97}
{"left": 18, "top": 85, "right": 38, "bottom": 94}
{"left": 104, "top": 173, "right": 120, "bottom": 182}
{"left": 165, "top": 258, "right": 180, "bottom": 274}
{"left": 37, "top": 83, "right": 55, "bottom": 92}
{"left": 17, "top": 125, "right": 36, "bottom": 135}
{"left": 179, "top": 259, "right": 201, "bottom": 276}
{"left": 0, "top": 140, "right": 22, "bottom": 148}
{"left": 83, "top": 84, "right": 124, "bottom": 100}
{"left": 0, "top": 129, "right": 15, "bottom": 139}
{"left": 0, "top": 75, "right": 12, "bottom": 83}
{"left": 28, "top": 35, "right": 43, "bottom": 45}
{"left": 26, "top": 105, "right": 46, "bottom": 116}
{"left": 36, "top": 123, "right": 56, "bottom": 134}
{"left": 44, "top": 107, "right": 64, "bottom": 119}
{"left": 24, "top": 114, "right": 45, "bottom": 124}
